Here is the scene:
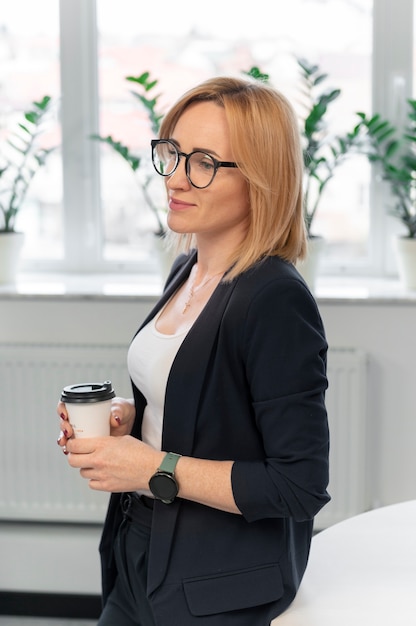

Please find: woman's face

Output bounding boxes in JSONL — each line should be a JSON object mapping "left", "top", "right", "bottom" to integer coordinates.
{"left": 165, "top": 101, "right": 250, "bottom": 246}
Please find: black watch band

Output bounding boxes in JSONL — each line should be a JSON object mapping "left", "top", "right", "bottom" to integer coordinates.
{"left": 149, "top": 452, "right": 181, "bottom": 504}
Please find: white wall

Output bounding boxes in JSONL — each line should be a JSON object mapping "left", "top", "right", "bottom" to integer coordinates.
{"left": 319, "top": 299, "right": 416, "bottom": 508}
{"left": 0, "top": 288, "right": 415, "bottom": 594}
{"left": 0, "top": 294, "right": 157, "bottom": 595}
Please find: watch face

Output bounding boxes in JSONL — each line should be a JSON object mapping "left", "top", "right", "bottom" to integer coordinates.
{"left": 149, "top": 472, "right": 179, "bottom": 503}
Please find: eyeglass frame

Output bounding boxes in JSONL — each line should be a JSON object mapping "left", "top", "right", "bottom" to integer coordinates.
{"left": 151, "top": 139, "right": 238, "bottom": 189}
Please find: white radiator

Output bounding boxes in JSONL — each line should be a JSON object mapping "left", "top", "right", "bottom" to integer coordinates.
{"left": 0, "top": 343, "right": 131, "bottom": 523}
{"left": 0, "top": 343, "right": 368, "bottom": 527}
{"left": 315, "top": 347, "right": 369, "bottom": 530}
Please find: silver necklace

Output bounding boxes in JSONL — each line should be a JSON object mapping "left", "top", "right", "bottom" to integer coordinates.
{"left": 182, "top": 270, "right": 223, "bottom": 314}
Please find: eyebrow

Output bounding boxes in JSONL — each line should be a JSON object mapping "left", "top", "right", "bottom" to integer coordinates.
{"left": 168, "top": 137, "right": 222, "bottom": 159}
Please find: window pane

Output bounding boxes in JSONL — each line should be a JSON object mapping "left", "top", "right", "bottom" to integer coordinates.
{"left": 97, "top": 0, "right": 372, "bottom": 267}
{"left": 0, "top": 1, "right": 62, "bottom": 261}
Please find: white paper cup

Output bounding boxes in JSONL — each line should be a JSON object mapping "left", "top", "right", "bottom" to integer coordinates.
{"left": 61, "top": 381, "right": 115, "bottom": 438}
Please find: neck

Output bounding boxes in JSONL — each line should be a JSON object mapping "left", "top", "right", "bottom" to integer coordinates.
{"left": 194, "top": 245, "right": 232, "bottom": 278}
{"left": 194, "top": 226, "right": 246, "bottom": 276}
{"left": 190, "top": 263, "right": 224, "bottom": 287}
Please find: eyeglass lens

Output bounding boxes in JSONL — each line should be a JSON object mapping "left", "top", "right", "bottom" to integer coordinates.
{"left": 152, "top": 141, "right": 217, "bottom": 188}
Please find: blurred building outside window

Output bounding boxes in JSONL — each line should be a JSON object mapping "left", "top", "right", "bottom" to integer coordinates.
{"left": 1, "top": 0, "right": 413, "bottom": 279}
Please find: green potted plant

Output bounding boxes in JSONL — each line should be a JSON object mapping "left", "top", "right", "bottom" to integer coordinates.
{"left": 0, "top": 95, "right": 55, "bottom": 283}
{"left": 355, "top": 103, "right": 416, "bottom": 289}
{"left": 246, "top": 60, "right": 360, "bottom": 288}
{"left": 297, "top": 58, "right": 361, "bottom": 236}
{"left": 93, "top": 72, "right": 175, "bottom": 276}
{"left": 93, "top": 72, "right": 166, "bottom": 238}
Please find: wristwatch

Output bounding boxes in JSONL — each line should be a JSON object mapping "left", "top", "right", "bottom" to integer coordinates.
{"left": 149, "top": 452, "right": 181, "bottom": 504}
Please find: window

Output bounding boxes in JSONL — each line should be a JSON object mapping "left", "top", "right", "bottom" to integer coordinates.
{"left": 96, "top": 0, "right": 373, "bottom": 273}
{"left": 0, "top": 1, "right": 62, "bottom": 262}
{"left": 3, "top": 0, "right": 413, "bottom": 278}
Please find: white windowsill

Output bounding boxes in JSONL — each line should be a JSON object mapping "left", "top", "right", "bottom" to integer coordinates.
{"left": 0, "top": 272, "right": 415, "bottom": 304}
{"left": 0, "top": 272, "right": 164, "bottom": 301}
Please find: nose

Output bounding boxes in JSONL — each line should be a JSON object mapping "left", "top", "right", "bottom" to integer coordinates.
{"left": 166, "top": 155, "right": 191, "bottom": 190}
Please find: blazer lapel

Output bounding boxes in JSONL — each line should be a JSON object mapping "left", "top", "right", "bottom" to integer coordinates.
{"left": 147, "top": 274, "right": 238, "bottom": 596}
{"left": 162, "top": 278, "right": 236, "bottom": 454}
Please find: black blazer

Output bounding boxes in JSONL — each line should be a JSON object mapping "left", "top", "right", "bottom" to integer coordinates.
{"left": 99, "top": 252, "right": 330, "bottom": 625}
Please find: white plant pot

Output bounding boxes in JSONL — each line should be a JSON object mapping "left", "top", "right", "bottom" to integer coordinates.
{"left": 394, "top": 236, "right": 416, "bottom": 291}
{"left": 0, "top": 231, "right": 24, "bottom": 284}
{"left": 296, "top": 236, "right": 325, "bottom": 291}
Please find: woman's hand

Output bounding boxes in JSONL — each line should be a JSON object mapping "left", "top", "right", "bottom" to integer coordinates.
{"left": 56, "top": 397, "right": 240, "bottom": 512}
{"left": 108, "top": 396, "right": 136, "bottom": 437}
{"left": 56, "top": 396, "right": 136, "bottom": 451}
{"left": 64, "top": 435, "right": 164, "bottom": 493}
{"left": 56, "top": 400, "right": 73, "bottom": 450}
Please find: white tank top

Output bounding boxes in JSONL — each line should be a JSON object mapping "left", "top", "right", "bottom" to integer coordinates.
{"left": 127, "top": 307, "right": 191, "bottom": 451}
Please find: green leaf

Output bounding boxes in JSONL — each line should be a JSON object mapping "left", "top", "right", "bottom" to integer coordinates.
{"left": 404, "top": 133, "right": 416, "bottom": 143}
{"left": 18, "top": 123, "right": 31, "bottom": 134}
{"left": 126, "top": 73, "right": 158, "bottom": 92}
{"left": 297, "top": 58, "right": 319, "bottom": 76}
{"left": 24, "top": 111, "right": 38, "bottom": 124}
{"left": 244, "top": 66, "right": 270, "bottom": 82}
{"left": 385, "top": 139, "right": 401, "bottom": 158}
{"left": 313, "top": 73, "right": 328, "bottom": 86}
{"left": 126, "top": 72, "right": 150, "bottom": 85}
{"left": 319, "top": 89, "right": 341, "bottom": 106}
{"left": 92, "top": 134, "right": 141, "bottom": 171}
{"left": 33, "top": 95, "right": 52, "bottom": 110}
{"left": 304, "top": 102, "right": 327, "bottom": 136}
{"left": 366, "top": 114, "right": 389, "bottom": 132}
{"left": 374, "top": 126, "right": 397, "bottom": 142}
{"left": 7, "top": 139, "right": 26, "bottom": 154}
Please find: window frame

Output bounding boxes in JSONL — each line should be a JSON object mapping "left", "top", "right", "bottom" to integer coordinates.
{"left": 22, "top": 0, "right": 414, "bottom": 278}
{"left": 369, "top": 0, "right": 413, "bottom": 278}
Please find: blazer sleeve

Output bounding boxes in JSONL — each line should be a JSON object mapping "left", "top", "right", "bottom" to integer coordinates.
{"left": 231, "top": 275, "right": 330, "bottom": 523}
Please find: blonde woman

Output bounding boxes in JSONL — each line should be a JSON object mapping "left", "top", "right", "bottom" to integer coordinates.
{"left": 58, "top": 76, "right": 330, "bottom": 625}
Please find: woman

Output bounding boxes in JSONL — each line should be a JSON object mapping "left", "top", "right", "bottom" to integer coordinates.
{"left": 57, "top": 76, "right": 330, "bottom": 625}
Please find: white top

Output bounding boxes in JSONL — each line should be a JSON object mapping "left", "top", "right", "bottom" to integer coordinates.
{"left": 127, "top": 307, "right": 190, "bottom": 451}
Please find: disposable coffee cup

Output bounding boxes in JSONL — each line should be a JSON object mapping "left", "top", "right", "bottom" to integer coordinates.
{"left": 60, "top": 380, "right": 115, "bottom": 438}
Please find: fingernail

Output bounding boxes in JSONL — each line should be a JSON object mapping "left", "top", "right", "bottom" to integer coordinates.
{"left": 114, "top": 416, "right": 121, "bottom": 425}
{"left": 63, "top": 429, "right": 69, "bottom": 437}
{"left": 57, "top": 437, "right": 62, "bottom": 445}
{"left": 63, "top": 446, "right": 68, "bottom": 455}
{"left": 60, "top": 413, "right": 67, "bottom": 420}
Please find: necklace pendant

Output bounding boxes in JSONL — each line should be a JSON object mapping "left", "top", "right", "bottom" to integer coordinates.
{"left": 182, "top": 286, "right": 194, "bottom": 314}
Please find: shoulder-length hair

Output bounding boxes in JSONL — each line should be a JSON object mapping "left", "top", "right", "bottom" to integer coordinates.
{"left": 159, "top": 76, "right": 306, "bottom": 280}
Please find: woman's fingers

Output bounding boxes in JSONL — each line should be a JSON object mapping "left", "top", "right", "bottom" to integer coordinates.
{"left": 56, "top": 400, "right": 73, "bottom": 451}
{"left": 110, "top": 412, "right": 122, "bottom": 427}
{"left": 109, "top": 397, "right": 135, "bottom": 436}
{"left": 57, "top": 400, "right": 68, "bottom": 420}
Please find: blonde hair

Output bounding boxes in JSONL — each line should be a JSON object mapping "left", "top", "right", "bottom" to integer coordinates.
{"left": 160, "top": 76, "right": 306, "bottom": 280}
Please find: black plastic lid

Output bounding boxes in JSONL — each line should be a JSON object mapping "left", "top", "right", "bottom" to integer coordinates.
{"left": 61, "top": 380, "right": 115, "bottom": 404}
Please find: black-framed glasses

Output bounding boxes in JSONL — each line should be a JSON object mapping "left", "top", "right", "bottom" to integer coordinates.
{"left": 151, "top": 139, "right": 238, "bottom": 189}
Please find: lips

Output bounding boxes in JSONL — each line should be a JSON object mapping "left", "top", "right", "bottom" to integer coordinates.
{"left": 168, "top": 197, "right": 194, "bottom": 211}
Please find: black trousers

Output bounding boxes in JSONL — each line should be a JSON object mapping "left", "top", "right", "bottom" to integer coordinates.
{"left": 98, "top": 494, "right": 275, "bottom": 625}
{"left": 98, "top": 493, "right": 157, "bottom": 626}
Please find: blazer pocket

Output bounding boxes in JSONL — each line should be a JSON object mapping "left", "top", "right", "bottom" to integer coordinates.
{"left": 183, "top": 563, "right": 283, "bottom": 617}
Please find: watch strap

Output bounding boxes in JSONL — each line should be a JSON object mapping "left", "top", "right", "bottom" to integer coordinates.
{"left": 158, "top": 452, "right": 181, "bottom": 475}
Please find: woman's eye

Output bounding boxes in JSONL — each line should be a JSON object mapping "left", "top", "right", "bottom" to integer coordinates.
{"left": 196, "top": 155, "right": 215, "bottom": 170}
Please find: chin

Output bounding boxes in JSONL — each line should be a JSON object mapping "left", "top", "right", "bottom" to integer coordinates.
{"left": 167, "top": 215, "right": 192, "bottom": 234}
